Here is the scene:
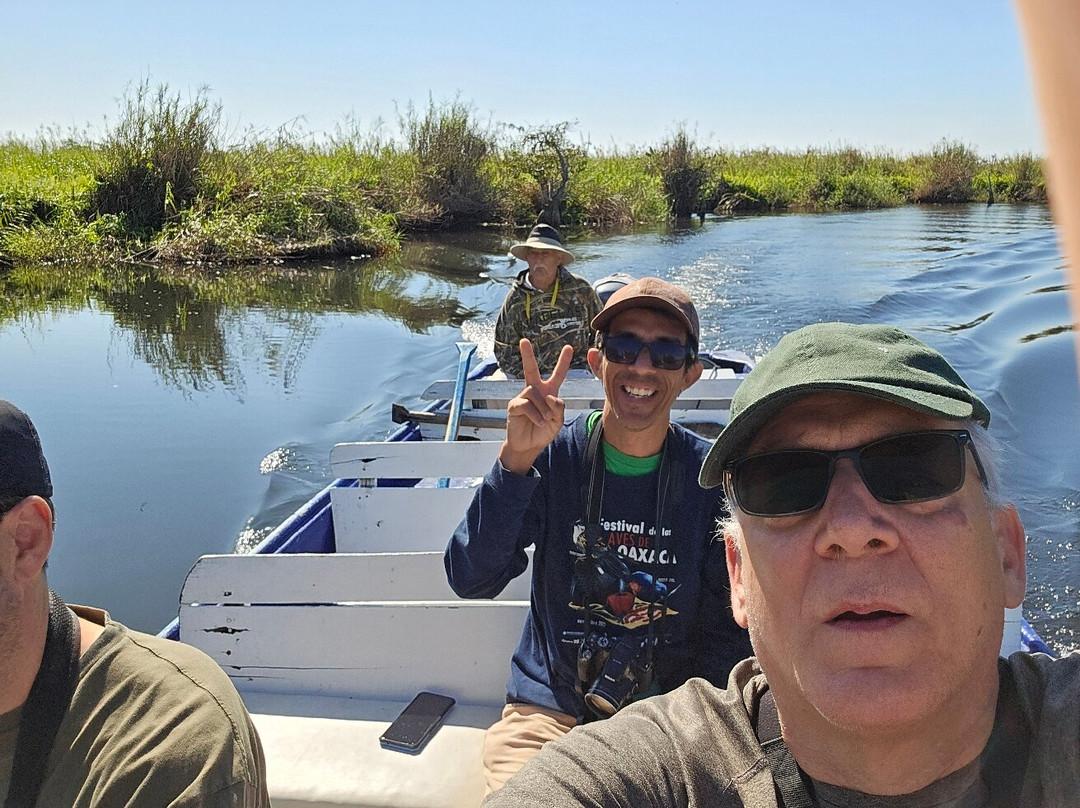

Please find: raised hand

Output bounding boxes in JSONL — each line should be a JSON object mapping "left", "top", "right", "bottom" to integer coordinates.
{"left": 499, "top": 340, "right": 574, "bottom": 474}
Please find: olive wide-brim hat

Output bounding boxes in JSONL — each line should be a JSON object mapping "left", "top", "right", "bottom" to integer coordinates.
{"left": 698, "top": 322, "right": 991, "bottom": 489}
{"left": 509, "top": 223, "right": 574, "bottom": 265}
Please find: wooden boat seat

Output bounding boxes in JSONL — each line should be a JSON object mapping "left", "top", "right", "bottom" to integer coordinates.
{"left": 179, "top": 551, "right": 529, "bottom": 704}
{"left": 420, "top": 372, "right": 740, "bottom": 411}
{"left": 410, "top": 373, "right": 742, "bottom": 439}
{"left": 328, "top": 440, "right": 503, "bottom": 553}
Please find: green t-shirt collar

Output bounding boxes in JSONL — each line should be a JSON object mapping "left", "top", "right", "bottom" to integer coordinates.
{"left": 585, "top": 410, "right": 661, "bottom": 476}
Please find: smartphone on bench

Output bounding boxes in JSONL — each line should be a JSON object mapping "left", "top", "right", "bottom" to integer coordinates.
{"left": 379, "top": 691, "right": 456, "bottom": 754}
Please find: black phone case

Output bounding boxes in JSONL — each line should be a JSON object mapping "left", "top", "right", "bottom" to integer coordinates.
{"left": 379, "top": 691, "right": 456, "bottom": 753}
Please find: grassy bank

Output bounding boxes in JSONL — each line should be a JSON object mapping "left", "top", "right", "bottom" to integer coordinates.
{"left": 0, "top": 84, "right": 1047, "bottom": 267}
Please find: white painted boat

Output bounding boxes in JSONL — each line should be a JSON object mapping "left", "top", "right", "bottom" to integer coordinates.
{"left": 159, "top": 275, "right": 1055, "bottom": 806}
{"left": 161, "top": 381, "right": 1053, "bottom": 808}
{"left": 158, "top": 348, "right": 760, "bottom": 807}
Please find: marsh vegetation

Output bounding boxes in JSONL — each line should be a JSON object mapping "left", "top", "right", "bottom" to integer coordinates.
{"left": 0, "top": 82, "right": 1046, "bottom": 267}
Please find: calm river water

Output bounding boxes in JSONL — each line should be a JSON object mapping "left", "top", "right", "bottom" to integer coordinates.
{"left": 1, "top": 204, "right": 1077, "bottom": 652}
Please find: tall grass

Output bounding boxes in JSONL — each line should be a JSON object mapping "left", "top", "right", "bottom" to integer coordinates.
{"left": 910, "top": 139, "right": 980, "bottom": 202}
{"left": 985, "top": 153, "right": 1045, "bottom": 202}
{"left": 653, "top": 128, "right": 708, "bottom": 218}
{"left": 569, "top": 153, "right": 667, "bottom": 227}
{"left": 0, "top": 85, "right": 1049, "bottom": 267}
{"left": 399, "top": 98, "right": 495, "bottom": 227}
{"left": 92, "top": 81, "right": 221, "bottom": 237}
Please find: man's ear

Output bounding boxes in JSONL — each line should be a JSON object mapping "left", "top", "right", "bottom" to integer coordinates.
{"left": 994, "top": 504, "right": 1027, "bottom": 609}
{"left": 587, "top": 346, "right": 603, "bottom": 378}
{"left": 682, "top": 358, "right": 703, "bottom": 391}
{"left": 725, "top": 524, "right": 750, "bottom": 629}
{"left": 5, "top": 497, "right": 53, "bottom": 581}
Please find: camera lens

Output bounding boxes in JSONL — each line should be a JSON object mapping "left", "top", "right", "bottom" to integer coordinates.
{"left": 584, "top": 633, "right": 645, "bottom": 716}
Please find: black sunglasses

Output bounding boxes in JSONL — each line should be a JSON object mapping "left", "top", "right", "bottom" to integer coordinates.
{"left": 601, "top": 334, "right": 695, "bottom": 370}
{"left": 725, "top": 430, "right": 987, "bottom": 518}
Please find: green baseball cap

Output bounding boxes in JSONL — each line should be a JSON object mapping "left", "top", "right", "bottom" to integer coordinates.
{"left": 698, "top": 322, "right": 991, "bottom": 489}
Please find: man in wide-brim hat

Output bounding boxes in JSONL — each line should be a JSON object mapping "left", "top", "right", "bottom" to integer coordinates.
{"left": 508, "top": 223, "right": 575, "bottom": 267}
{"left": 494, "top": 223, "right": 601, "bottom": 378}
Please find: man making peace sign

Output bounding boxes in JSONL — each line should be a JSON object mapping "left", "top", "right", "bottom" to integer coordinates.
{"left": 445, "top": 277, "right": 752, "bottom": 792}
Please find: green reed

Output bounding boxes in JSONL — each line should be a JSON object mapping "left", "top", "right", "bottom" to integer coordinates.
{"left": 399, "top": 97, "right": 496, "bottom": 228}
{"left": 0, "top": 84, "right": 1048, "bottom": 267}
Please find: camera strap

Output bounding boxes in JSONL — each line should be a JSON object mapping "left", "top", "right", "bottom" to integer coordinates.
{"left": 5, "top": 590, "right": 82, "bottom": 808}
{"left": 578, "top": 419, "right": 677, "bottom": 696}
{"left": 754, "top": 689, "right": 816, "bottom": 807}
{"left": 578, "top": 417, "right": 607, "bottom": 657}
{"left": 640, "top": 431, "right": 671, "bottom": 674}
{"left": 582, "top": 416, "right": 606, "bottom": 531}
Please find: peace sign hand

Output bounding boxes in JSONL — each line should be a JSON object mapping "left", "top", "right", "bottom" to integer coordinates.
{"left": 499, "top": 340, "right": 574, "bottom": 475}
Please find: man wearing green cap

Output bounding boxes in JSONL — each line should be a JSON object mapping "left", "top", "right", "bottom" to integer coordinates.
{"left": 484, "top": 322, "right": 1079, "bottom": 806}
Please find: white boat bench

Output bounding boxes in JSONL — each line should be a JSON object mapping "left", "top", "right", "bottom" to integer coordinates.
{"left": 412, "top": 373, "right": 742, "bottom": 440}
{"left": 328, "top": 439, "right": 503, "bottom": 553}
{"left": 179, "top": 550, "right": 528, "bottom": 808}
{"left": 243, "top": 690, "right": 497, "bottom": 808}
{"left": 422, "top": 372, "right": 739, "bottom": 412}
{"left": 177, "top": 440, "right": 545, "bottom": 807}
{"left": 179, "top": 550, "right": 528, "bottom": 703}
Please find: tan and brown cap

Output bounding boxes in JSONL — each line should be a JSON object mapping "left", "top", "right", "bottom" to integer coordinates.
{"left": 591, "top": 277, "right": 700, "bottom": 344}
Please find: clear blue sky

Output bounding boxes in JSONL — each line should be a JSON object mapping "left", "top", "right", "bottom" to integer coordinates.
{"left": 1, "top": 0, "right": 1043, "bottom": 156}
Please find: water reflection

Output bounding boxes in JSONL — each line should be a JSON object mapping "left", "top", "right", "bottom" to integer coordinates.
{"left": 1, "top": 254, "right": 481, "bottom": 394}
{"left": 946, "top": 313, "right": 993, "bottom": 332}
{"left": 400, "top": 231, "right": 515, "bottom": 279}
{"left": 1020, "top": 324, "right": 1075, "bottom": 343}
{"left": 2, "top": 205, "right": 1076, "bottom": 649}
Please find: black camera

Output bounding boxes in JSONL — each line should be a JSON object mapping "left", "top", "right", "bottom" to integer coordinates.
{"left": 571, "top": 531, "right": 630, "bottom": 607}
{"left": 576, "top": 632, "right": 612, "bottom": 691}
{"left": 583, "top": 632, "right": 654, "bottom": 716}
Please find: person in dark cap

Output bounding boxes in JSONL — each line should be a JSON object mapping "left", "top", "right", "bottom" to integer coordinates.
{"left": 447, "top": 277, "right": 752, "bottom": 792}
{"left": 493, "top": 223, "right": 602, "bottom": 377}
{"left": 0, "top": 399, "right": 269, "bottom": 807}
{"left": 483, "top": 322, "right": 1079, "bottom": 806}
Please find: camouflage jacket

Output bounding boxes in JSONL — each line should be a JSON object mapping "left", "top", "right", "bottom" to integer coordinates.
{"left": 494, "top": 267, "right": 602, "bottom": 377}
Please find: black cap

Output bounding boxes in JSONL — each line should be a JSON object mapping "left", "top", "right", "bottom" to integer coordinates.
{"left": 0, "top": 400, "right": 53, "bottom": 501}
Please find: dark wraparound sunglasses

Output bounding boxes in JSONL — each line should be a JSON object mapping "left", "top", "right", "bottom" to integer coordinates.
{"left": 725, "top": 430, "right": 987, "bottom": 517}
{"left": 601, "top": 334, "right": 695, "bottom": 370}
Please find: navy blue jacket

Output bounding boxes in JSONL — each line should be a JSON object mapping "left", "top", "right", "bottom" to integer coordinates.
{"left": 445, "top": 414, "right": 753, "bottom": 719}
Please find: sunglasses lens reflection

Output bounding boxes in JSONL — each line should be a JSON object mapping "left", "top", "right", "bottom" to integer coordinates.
{"left": 603, "top": 336, "right": 643, "bottom": 364}
{"left": 860, "top": 432, "right": 965, "bottom": 503}
{"left": 735, "top": 451, "right": 832, "bottom": 516}
{"left": 732, "top": 432, "right": 968, "bottom": 517}
{"left": 603, "top": 336, "right": 688, "bottom": 370}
